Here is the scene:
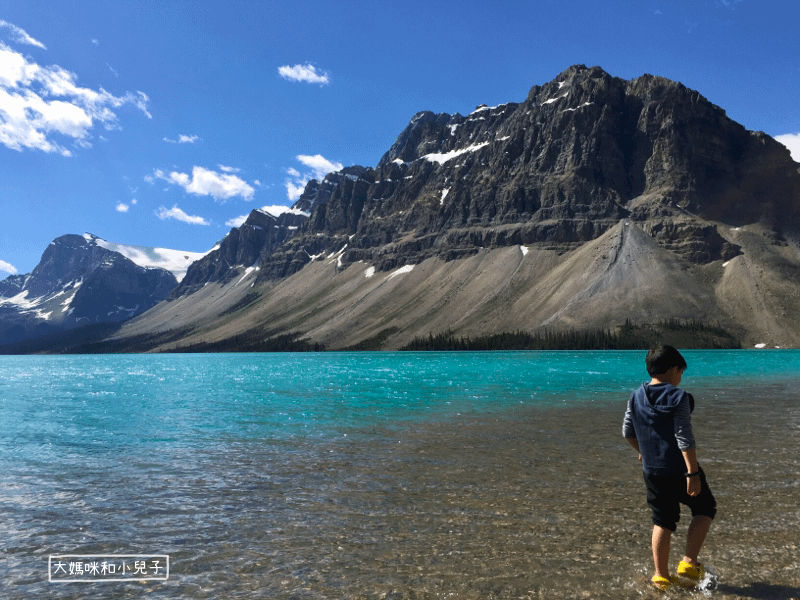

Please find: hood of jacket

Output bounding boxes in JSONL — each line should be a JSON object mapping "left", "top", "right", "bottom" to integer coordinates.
{"left": 636, "top": 382, "right": 694, "bottom": 415}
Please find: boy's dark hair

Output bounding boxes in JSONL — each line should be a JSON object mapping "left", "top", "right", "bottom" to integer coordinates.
{"left": 645, "top": 344, "right": 687, "bottom": 377}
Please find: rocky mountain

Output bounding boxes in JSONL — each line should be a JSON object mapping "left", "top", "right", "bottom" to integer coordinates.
{"left": 254, "top": 65, "right": 795, "bottom": 275}
{"left": 0, "top": 234, "right": 184, "bottom": 346}
{"left": 171, "top": 207, "right": 310, "bottom": 298}
{"left": 26, "top": 65, "right": 800, "bottom": 351}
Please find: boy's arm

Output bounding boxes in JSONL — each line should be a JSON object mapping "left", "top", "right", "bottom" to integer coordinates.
{"left": 682, "top": 448, "right": 701, "bottom": 496}
{"left": 622, "top": 395, "right": 641, "bottom": 460}
{"left": 675, "top": 392, "right": 700, "bottom": 496}
{"left": 626, "top": 436, "right": 642, "bottom": 461}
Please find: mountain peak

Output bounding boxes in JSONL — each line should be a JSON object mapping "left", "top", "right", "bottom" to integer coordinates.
{"left": 259, "top": 65, "right": 800, "bottom": 279}
{"left": 0, "top": 233, "right": 181, "bottom": 346}
{"left": 73, "top": 234, "right": 210, "bottom": 282}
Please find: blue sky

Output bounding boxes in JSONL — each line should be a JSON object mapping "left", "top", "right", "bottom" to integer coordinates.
{"left": 1, "top": 0, "right": 798, "bottom": 277}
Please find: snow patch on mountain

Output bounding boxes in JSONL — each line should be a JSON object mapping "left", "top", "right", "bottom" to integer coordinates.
{"left": 0, "top": 289, "right": 36, "bottom": 309}
{"left": 423, "top": 142, "right": 490, "bottom": 165}
{"left": 563, "top": 101, "right": 593, "bottom": 113}
{"left": 257, "top": 205, "right": 310, "bottom": 218}
{"left": 387, "top": 264, "right": 415, "bottom": 280}
{"left": 85, "top": 234, "right": 210, "bottom": 282}
{"left": 542, "top": 94, "right": 568, "bottom": 105}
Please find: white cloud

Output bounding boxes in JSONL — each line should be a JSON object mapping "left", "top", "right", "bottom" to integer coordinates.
{"left": 151, "top": 165, "right": 255, "bottom": 202}
{"left": 284, "top": 154, "right": 343, "bottom": 201}
{"left": 225, "top": 215, "right": 248, "bottom": 228}
{"left": 0, "top": 20, "right": 46, "bottom": 49}
{"left": 285, "top": 180, "right": 307, "bottom": 201}
{"left": 218, "top": 164, "right": 239, "bottom": 173}
{"left": 278, "top": 63, "right": 330, "bottom": 85}
{"left": 297, "top": 154, "right": 343, "bottom": 179}
{"left": 0, "top": 259, "right": 18, "bottom": 275}
{"left": 775, "top": 133, "right": 800, "bottom": 162}
{"left": 163, "top": 134, "right": 200, "bottom": 144}
{"left": 156, "top": 204, "right": 209, "bottom": 225}
{"left": 115, "top": 202, "right": 129, "bottom": 212}
{"left": 0, "top": 33, "right": 151, "bottom": 156}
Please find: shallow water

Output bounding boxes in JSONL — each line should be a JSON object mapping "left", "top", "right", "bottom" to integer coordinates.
{"left": 1, "top": 352, "right": 799, "bottom": 599}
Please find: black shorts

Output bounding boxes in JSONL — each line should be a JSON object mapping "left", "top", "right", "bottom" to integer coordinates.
{"left": 643, "top": 466, "right": 717, "bottom": 532}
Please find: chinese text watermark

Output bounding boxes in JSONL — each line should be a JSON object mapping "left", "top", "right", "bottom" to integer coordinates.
{"left": 49, "top": 555, "right": 169, "bottom": 583}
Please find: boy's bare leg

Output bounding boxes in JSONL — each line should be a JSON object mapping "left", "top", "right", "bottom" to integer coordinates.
{"left": 682, "top": 516, "right": 713, "bottom": 564}
{"left": 652, "top": 525, "right": 672, "bottom": 578}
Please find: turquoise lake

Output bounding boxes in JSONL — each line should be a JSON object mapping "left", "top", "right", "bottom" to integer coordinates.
{"left": 1, "top": 351, "right": 799, "bottom": 598}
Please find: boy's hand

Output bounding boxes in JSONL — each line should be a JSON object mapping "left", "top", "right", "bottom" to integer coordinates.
{"left": 687, "top": 475, "right": 701, "bottom": 497}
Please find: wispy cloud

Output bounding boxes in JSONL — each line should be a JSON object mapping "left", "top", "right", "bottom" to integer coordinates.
{"left": 775, "top": 133, "right": 800, "bottom": 162}
{"left": 225, "top": 214, "right": 248, "bottom": 228}
{"left": 278, "top": 63, "right": 330, "bottom": 85}
{"left": 0, "top": 259, "right": 18, "bottom": 275}
{"left": 285, "top": 154, "right": 343, "bottom": 201}
{"left": 150, "top": 166, "right": 255, "bottom": 202}
{"left": 716, "top": 0, "right": 744, "bottom": 8}
{"left": 0, "top": 26, "right": 151, "bottom": 156}
{"left": 156, "top": 204, "right": 209, "bottom": 225}
{"left": 115, "top": 202, "right": 129, "bottom": 213}
{"left": 298, "top": 154, "right": 343, "bottom": 178}
{"left": 163, "top": 134, "right": 200, "bottom": 144}
{"left": 0, "top": 20, "right": 46, "bottom": 49}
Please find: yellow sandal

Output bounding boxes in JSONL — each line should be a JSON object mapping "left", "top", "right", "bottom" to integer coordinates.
{"left": 677, "top": 560, "right": 704, "bottom": 583}
{"left": 651, "top": 575, "right": 675, "bottom": 591}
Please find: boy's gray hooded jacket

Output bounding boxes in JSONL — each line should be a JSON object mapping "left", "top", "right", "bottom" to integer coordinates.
{"left": 623, "top": 383, "right": 695, "bottom": 476}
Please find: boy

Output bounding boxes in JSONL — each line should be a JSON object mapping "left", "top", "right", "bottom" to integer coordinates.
{"left": 622, "top": 344, "right": 717, "bottom": 591}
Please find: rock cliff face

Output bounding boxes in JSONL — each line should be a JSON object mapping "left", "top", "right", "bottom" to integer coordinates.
{"left": 171, "top": 207, "right": 309, "bottom": 297}
{"left": 0, "top": 234, "right": 177, "bottom": 345}
{"left": 22, "top": 65, "right": 800, "bottom": 351}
